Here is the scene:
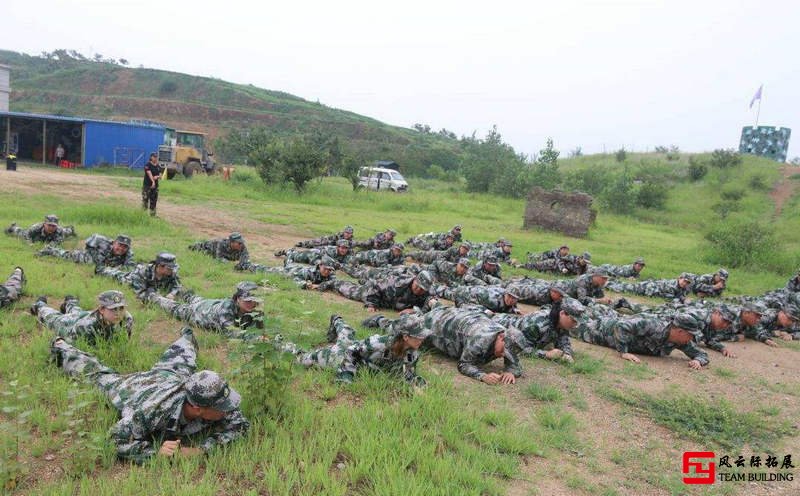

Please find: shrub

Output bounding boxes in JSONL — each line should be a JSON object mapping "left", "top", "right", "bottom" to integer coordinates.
{"left": 720, "top": 188, "right": 745, "bottom": 201}
{"left": 615, "top": 147, "right": 627, "bottom": 163}
{"left": 565, "top": 167, "right": 613, "bottom": 196}
{"left": 427, "top": 164, "right": 447, "bottom": 180}
{"left": 687, "top": 157, "right": 708, "bottom": 181}
{"left": 710, "top": 148, "right": 742, "bottom": 169}
{"left": 159, "top": 80, "right": 177, "bottom": 95}
{"left": 601, "top": 167, "right": 635, "bottom": 214}
{"left": 749, "top": 174, "right": 769, "bottom": 191}
{"left": 635, "top": 182, "right": 669, "bottom": 209}
{"left": 250, "top": 136, "right": 330, "bottom": 193}
{"left": 705, "top": 219, "right": 776, "bottom": 268}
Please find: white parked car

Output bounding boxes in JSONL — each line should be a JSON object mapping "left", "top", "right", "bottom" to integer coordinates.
{"left": 358, "top": 167, "right": 409, "bottom": 192}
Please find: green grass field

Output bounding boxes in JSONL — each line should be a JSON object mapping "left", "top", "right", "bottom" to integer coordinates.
{"left": 1, "top": 157, "right": 798, "bottom": 495}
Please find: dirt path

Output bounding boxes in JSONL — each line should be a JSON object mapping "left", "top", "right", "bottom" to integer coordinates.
{"left": 769, "top": 165, "right": 800, "bottom": 216}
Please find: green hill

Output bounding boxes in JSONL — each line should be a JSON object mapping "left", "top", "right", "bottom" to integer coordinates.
{"left": 0, "top": 49, "right": 463, "bottom": 174}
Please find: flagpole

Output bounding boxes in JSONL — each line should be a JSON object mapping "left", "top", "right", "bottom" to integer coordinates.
{"left": 754, "top": 85, "right": 763, "bottom": 127}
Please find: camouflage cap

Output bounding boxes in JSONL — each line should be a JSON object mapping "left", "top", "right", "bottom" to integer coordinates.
{"left": 155, "top": 252, "right": 178, "bottom": 269}
{"left": 395, "top": 313, "right": 432, "bottom": 339}
{"left": 671, "top": 313, "right": 704, "bottom": 339}
{"left": 98, "top": 290, "right": 126, "bottom": 309}
{"left": 391, "top": 242, "right": 404, "bottom": 251}
{"left": 318, "top": 255, "right": 337, "bottom": 268}
{"left": 386, "top": 228, "right": 397, "bottom": 235}
{"left": 717, "top": 268, "right": 729, "bottom": 280}
{"left": 548, "top": 285, "right": 565, "bottom": 296}
{"left": 184, "top": 370, "right": 241, "bottom": 413}
{"left": 415, "top": 271, "right": 434, "bottom": 291}
{"left": 559, "top": 244, "right": 569, "bottom": 250}
{"left": 503, "top": 326, "right": 530, "bottom": 355}
{"left": 343, "top": 225, "right": 354, "bottom": 233}
{"left": 115, "top": 235, "right": 132, "bottom": 246}
{"left": 228, "top": 232, "right": 244, "bottom": 242}
{"left": 589, "top": 267, "right": 609, "bottom": 277}
{"left": 235, "top": 281, "right": 262, "bottom": 303}
{"left": 459, "top": 241, "right": 471, "bottom": 249}
{"left": 715, "top": 304, "right": 737, "bottom": 323}
{"left": 336, "top": 239, "right": 351, "bottom": 248}
{"left": 503, "top": 289, "right": 520, "bottom": 301}
{"left": 456, "top": 257, "right": 471, "bottom": 267}
{"left": 44, "top": 214, "right": 59, "bottom": 225}
{"left": 634, "top": 257, "right": 646, "bottom": 266}
{"left": 679, "top": 272, "right": 694, "bottom": 283}
{"left": 452, "top": 224, "right": 462, "bottom": 231}
{"left": 504, "top": 240, "right": 514, "bottom": 247}
{"left": 560, "top": 297, "right": 586, "bottom": 320}
{"left": 483, "top": 256, "right": 499, "bottom": 266}
{"left": 742, "top": 301, "right": 766, "bottom": 315}
{"left": 581, "top": 251, "right": 591, "bottom": 261}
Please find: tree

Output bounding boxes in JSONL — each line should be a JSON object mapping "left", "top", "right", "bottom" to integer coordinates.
{"left": 251, "top": 136, "right": 329, "bottom": 193}
{"left": 709, "top": 149, "right": 742, "bottom": 169}
{"left": 339, "top": 153, "right": 364, "bottom": 191}
{"left": 615, "top": 147, "right": 627, "bottom": 163}
{"left": 119, "top": 58, "right": 129, "bottom": 66}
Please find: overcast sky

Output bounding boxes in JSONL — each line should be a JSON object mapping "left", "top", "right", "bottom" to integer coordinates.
{"left": 4, "top": 0, "right": 799, "bottom": 159}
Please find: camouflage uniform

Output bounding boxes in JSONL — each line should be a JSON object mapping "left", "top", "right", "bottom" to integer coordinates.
{"left": 570, "top": 302, "right": 622, "bottom": 346}
{"left": 665, "top": 306, "right": 738, "bottom": 353}
{"left": 39, "top": 234, "right": 135, "bottom": 270}
{"left": 0, "top": 267, "right": 25, "bottom": 309}
{"left": 255, "top": 262, "right": 336, "bottom": 289}
{"left": 476, "top": 245, "right": 512, "bottom": 264}
{"left": 188, "top": 233, "right": 250, "bottom": 269}
{"left": 422, "top": 305, "right": 523, "bottom": 380}
{"left": 35, "top": 292, "right": 133, "bottom": 345}
{"left": 493, "top": 309, "right": 573, "bottom": 358}
{"left": 354, "top": 230, "right": 396, "bottom": 251}
{"left": 147, "top": 283, "right": 263, "bottom": 340}
{"left": 5, "top": 214, "right": 76, "bottom": 244}
{"left": 612, "top": 315, "right": 709, "bottom": 365}
{"left": 464, "top": 259, "right": 503, "bottom": 286}
{"left": 691, "top": 269, "right": 728, "bottom": 297}
{"left": 351, "top": 247, "right": 405, "bottom": 267}
{"left": 605, "top": 275, "right": 691, "bottom": 303}
{"left": 427, "top": 259, "right": 468, "bottom": 287}
{"left": 98, "top": 255, "right": 183, "bottom": 300}
{"left": 442, "top": 285, "right": 520, "bottom": 314}
{"left": 282, "top": 315, "right": 429, "bottom": 384}
{"left": 295, "top": 226, "right": 354, "bottom": 248}
{"left": 786, "top": 272, "right": 800, "bottom": 293}
{"left": 503, "top": 278, "right": 560, "bottom": 306}
{"left": 594, "top": 263, "right": 641, "bottom": 279}
{"left": 51, "top": 328, "right": 249, "bottom": 463}
{"left": 407, "top": 244, "right": 469, "bottom": 264}
{"left": 331, "top": 271, "right": 435, "bottom": 311}
{"left": 406, "top": 225, "right": 462, "bottom": 249}
{"left": 284, "top": 244, "right": 351, "bottom": 267}
{"left": 341, "top": 264, "right": 417, "bottom": 284}
{"left": 553, "top": 274, "right": 606, "bottom": 305}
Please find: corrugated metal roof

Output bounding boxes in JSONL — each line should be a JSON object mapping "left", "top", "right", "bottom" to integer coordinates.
{"left": 0, "top": 111, "right": 165, "bottom": 129}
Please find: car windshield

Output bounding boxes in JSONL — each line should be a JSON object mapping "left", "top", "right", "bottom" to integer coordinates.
{"left": 390, "top": 172, "right": 405, "bottom": 181}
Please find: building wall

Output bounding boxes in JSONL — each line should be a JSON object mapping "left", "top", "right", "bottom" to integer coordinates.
{"left": 83, "top": 121, "right": 164, "bottom": 167}
{"left": 739, "top": 126, "right": 791, "bottom": 163}
{"left": 0, "top": 65, "right": 10, "bottom": 113}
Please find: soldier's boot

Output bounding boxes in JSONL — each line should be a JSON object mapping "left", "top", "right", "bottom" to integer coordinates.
{"left": 613, "top": 297, "right": 632, "bottom": 310}
{"left": 36, "top": 245, "right": 57, "bottom": 257}
{"left": 4, "top": 223, "right": 16, "bottom": 234}
{"left": 30, "top": 296, "right": 48, "bottom": 316}
{"left": 64, "top": 225, "right": 76, "bottom": 237}
{"left": 60, "top": 295, "right": 78, "bottom": 314}
{"left": 327, "top": 314, "right": 343, "bottom": 343}
{"left": 361, "top": 314, "right": 386, "bottom": 328}
{"left": 50, "top": 337, "right": 68, "bottom": 367}
{"left": 274, "top": 249, "right": 286, "bottom": 257}
{"left": 13, "top": 267, "right": 25, "bottom": 287}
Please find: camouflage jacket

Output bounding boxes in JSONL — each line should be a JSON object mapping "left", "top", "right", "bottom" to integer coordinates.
{"left": 154, "top": 294, "right": 262, "bottom": 339}
{"left": 286, "top": 246, "right": 352, "bottom": 267}
{"left": 605, "top": 278, "right": 688, "bottom": 303}
{"left": 464, "top": 264, "right": 503, "bottom": 286}
{"left": 493, "top": 310, "right": 573, "bottom": 358}
{"left": 691, "top": 273, "right": 725, "bottom": 297}
{"left": 427, "top": 260, "right": 467, "bottom": 287}
{"left": 352, "top": 248, "right": 404, "bottom": 267}
{"left": 85, "top": 234, "right": 136, "bottom": 269}
{"left": 107, "top": 332, "right": 248, "bottom": 462}
{"left": 613, "top": 316, "right": 709, "bottom": 365}
{"left": 355, "top": 232, "right": 394, "bottom": 251}
{"left": 338, "top": 333, "right": 423, "bottom": 385}
{"left": 296, "top": 231, "right": 349, "bottom": 248}
{"left": 476, "top": 246, "right": 511, "bottom": 263}
{"left": 554, "top": 274, "right": 605, "bottom": 305}
{"left": 189, "top": 238, "right": 250, "bottom": 268}
{"left": 595, "top": 263, "right": 640, "bottom": 279}
{"left": 448, "top": 285, "right": 520, "bottom": 314}
{"left": 13, "top": 223, "right": 75, "bottom": 244}
{"left": 407, "top": 246, "right": 463, "bottom": 264}
{"left": 279, "top": 263, "right": 335, "bottom": 289}
{"left": 671, "top": 307, "right": 737, "bottom": 352}
{"left": 343, "top": 264, "right": 415, "bottom": 284}
{"left": 38, "top": 301, "right": 133, "bottom": 345}
{"left": 503, "top": 277, "right": 557, "bottom": 306}
{"left": 423, "top": 305, "right": 522, "bottom": 380}
{"left": 129, "top": 263, "right": 183, "bottom": 299}
{"left": 360, "top": 275, "right": 433, "bottom": 311}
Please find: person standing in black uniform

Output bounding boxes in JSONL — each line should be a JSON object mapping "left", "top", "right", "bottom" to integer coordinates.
{"left": 142, "top": 153, "right": 164, "bottom": 217}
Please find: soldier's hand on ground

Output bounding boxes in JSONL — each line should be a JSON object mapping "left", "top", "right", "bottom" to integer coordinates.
{"left": 178, "top": 447, "right": 203, "bottom": 457}
{"left": 776, "top": 331, "right": 793, "bottom": 341}
{"left": 366, "top": 306, "right": 378, "bottom": 313}
{"left": 620, "top": 353, "right": 641, "bottom": 363}
{"left": 481, "top": 373, "right": 502, "bottom": 385}
{"left": 499, "top": 372, "right": 516, "bottom": 385}
{"left": 687, "top": 360, "right": 702, "bottom": 370}
{"left": 736, "top": 334, "right": 745, "bottom": 342}
{"left": 765, "top": 339, "right": 778, "bottom": 347}
{"left": 721, "top": 348, "right": 737, "bottom": 358}
{"left": 597, "top": 297, "right": 613, "bottom": 305}
{"left": 562, "top": 353, "right": 574, "bottom": 364}
{"left": 159, "top": 440, "right": 181, "bottom": 457}
{"left": 399, "top": 308, "right": 415, "bottom": 315}
{"left": 714, "top": 282, "right": 725, "bottom": 290}
{"left": 545, "top": 349, "right": 564, "bottom": 360}
{"left": 308, "top": 284, "right": 319, "bottom": 290}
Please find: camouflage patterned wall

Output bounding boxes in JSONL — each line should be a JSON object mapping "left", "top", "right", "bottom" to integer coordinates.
{"left": 523, "top": 187, "right": 597, "bottom": 238}
{"left": 739, "top": 126, "right": 791, "bottom": 162}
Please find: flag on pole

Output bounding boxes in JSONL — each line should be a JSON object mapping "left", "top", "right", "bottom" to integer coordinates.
{"left": 749, "top": 85, "right": 763, "bottom": 109}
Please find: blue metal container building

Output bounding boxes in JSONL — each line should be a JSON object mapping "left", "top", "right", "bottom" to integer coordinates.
{"left": 84, "top": 119, "right": 164, "bottom": 168}
{"left": 1, "top": 111, "right": 165, "bottom": 168}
